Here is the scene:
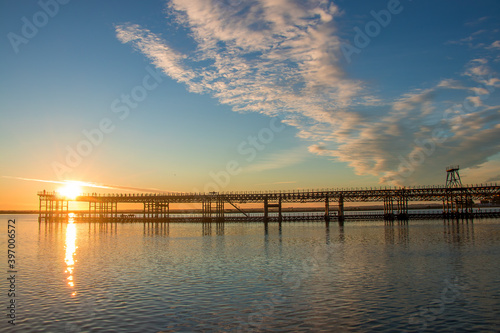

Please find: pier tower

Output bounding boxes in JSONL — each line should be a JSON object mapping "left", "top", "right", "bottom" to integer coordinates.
{"left": 446, "top": 165, "right": 462, "bottom": 188}
{"left": 444, "top": 165, "right": 472, "bottom": 217}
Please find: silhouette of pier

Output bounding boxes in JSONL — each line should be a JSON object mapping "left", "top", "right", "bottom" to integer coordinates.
{"left": 38, "top": 184, "right": 500, "bottom": 224}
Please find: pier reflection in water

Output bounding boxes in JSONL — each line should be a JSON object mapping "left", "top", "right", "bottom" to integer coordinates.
{"left": 384, "top": 220, "right": 410, "bottom": 245}
{"left": 444, "top": 218, "right": 475, "bottom": 245}
{"left": 144, "top": 222, "right": 170, "bottom": 236}
{"left": 12, "top": 216, "right": 500, "bottom": 332}
{"left": 201, "top": 222, "right": 225, "bottom": 236}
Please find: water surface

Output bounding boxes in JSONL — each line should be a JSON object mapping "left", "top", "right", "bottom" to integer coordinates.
{"left": 1, "top": 215, "right": 499, "bottom": 332}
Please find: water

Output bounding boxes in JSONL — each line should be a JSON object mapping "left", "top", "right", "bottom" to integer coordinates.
{"left": 1, "top": 215, "right": 500, "bottom": 332}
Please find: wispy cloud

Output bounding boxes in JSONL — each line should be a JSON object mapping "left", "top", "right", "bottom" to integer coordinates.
{"left": 2, "top": 176, "right": 175, "bottom": 193}
{"left": 115, "top": 0, "right": 371, "bottom": 118}
{"left": 116, "top": 23, "right": 195, "bottom": 85}
{"left": 487, "top": 175, "right": 500, "bottom": 182}
{"left": 446, "top": 24, "right": 498, "bottom": 51}
{"left": 116, "top": 1, "right": 500, "bottom": 185}
{"left": 465, "top": 16, "right": 489, "bottom": 27}
{"left": 458, "top": 159, "right": 500, "bottom": 183}
{"left": 254, "top": 181, "right": 297, "bottom": 186}
{"left": 487, "top": 40, "right": 500, "bottom": 50}
{"left": 302, "top": 59, "right": 500, "bottom": 183}
{"left": 244, "top": 147, "right": 308, "bottom": 173}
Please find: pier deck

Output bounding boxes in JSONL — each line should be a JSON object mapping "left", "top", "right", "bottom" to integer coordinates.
{"left": 38, "top": 184, "right": 500, "bottom": 223}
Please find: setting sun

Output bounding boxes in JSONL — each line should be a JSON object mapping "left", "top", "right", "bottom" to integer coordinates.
{"left": 56, "top": 181, "right": 83, "bottom": 200}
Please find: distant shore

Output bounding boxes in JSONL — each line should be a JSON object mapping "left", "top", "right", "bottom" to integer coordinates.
{"left": 3, "top": 203, "right": 499, "bottom": 216}
{"left": 1, "top": 210, "right": 39, "bottom": 215}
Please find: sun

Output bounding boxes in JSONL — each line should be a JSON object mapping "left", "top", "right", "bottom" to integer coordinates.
{"left": 56, "top": 181, "right": 83, "bottom": 200}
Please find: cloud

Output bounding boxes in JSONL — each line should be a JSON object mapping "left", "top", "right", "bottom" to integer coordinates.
{"left": 302, "top": 59, "right": 500, "bottom": 185}
{"left": 465, "top": 16, "right": 489, "bottom": 27}
{"left": 488, "top": 40, "right": 500, "bottom": 50}
{"left": 115, "top": 0, "right": 370, "bottom": 118}
{"left": 487, "top": 175, "right": 500, "bottom": 182}
{"left": 456, "top": 159, "right": 500, "bottom": 184}
{"left": 116, "top": 1, "right": 500, "bottom": 185}
{"left": 244, "top": 146, "right": 308, "bottom": 173}
{"left": 437, "top": 79, "right": 466, "bottom": 90}
{"left": 254, "top": 181, "right": 297, "bottom": 186}
{"left": 3, "top": 176, "right": 174, "bottom": 193}
{"left": 116, "top": 23, "right": 195, "bottom": 86}
{"left": 446, "top": 28, "right": 499, "bottom": 51}
{"left": 392, "top": 89, "right": 436, "bottom": 113}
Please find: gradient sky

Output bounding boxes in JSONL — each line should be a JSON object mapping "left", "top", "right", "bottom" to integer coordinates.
{"left": 1, "top": 0, "right": 500, "bottom": 209}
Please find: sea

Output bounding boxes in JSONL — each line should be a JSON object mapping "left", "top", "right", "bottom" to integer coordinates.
{"left": 1, "top": 214, "right": 499, "bottom": 332}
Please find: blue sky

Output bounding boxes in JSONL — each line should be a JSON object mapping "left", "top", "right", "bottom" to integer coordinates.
{"left": 1, "top": 0, "right": 500, "bottom": 208}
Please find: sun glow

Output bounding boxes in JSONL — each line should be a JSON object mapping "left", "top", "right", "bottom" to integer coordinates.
{"left": 56, "top": 181, "right": 84, "bottom": 200}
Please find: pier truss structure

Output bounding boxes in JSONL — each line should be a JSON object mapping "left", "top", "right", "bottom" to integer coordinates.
{"left": 38, "top": 184, "right": 500, "bottom": 224}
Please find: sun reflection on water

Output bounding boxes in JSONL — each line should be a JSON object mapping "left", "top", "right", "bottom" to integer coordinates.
{"left": 65, "top": 213, "right": 77, "bottom": 296}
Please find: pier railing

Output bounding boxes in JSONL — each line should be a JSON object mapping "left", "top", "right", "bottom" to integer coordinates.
{"left": 37, "top": 184, "right": 500, "bottom": 223}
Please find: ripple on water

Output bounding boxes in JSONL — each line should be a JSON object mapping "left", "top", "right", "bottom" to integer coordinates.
{"left": 3, "top": 218, "right": 500, "bottom": 332}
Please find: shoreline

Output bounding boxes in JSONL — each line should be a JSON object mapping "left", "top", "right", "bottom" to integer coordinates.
{"left": 3, "top": 203, "right": 500, "bottom": 215}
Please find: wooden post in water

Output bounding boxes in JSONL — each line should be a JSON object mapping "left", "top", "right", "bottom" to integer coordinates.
{"left": 278, "top": 197, "right": 282, "bottom": 223}
{"left": 216, "top": 196, "right": 225, "bottom": 223}
{"left": 325, "top": 196, "right": 330, "bottom": 224}
{"left": 338, "top": 194, "right": 344, "bottom": 226}
{"left": 384, "top": 196, "right": 394, "bottom": 221}
{"left": 264, "top": 197, "right": 269, "bottom": 224}
{"left": 202, "top": 197, "right": 212, "bottom": 223}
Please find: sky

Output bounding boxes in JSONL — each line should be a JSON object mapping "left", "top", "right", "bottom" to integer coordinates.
{"left": 1, "top": 0, "right": 500, "bottom": 210}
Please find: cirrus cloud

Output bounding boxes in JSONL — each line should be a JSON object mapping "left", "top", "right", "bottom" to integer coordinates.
{"left": 115, "top": 0, "right": 500, "bottom": 185}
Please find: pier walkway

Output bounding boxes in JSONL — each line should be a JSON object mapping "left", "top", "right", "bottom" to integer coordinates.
{"left": 38, "top": 184, "right": 500, "bottom": 224}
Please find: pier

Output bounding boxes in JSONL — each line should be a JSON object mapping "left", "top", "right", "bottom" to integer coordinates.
{"left": 38, "top": 184, "right": 500, "bottom": 224}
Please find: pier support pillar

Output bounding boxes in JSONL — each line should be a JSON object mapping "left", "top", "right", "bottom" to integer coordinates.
{"left": 384, "top": 196, "right": 394, "bottom": 221}
{"left": 216, "top": 196, "right": 225, "bottom": 222}
{"left": 338, "top": 194, "right": 344, "bottom": 226}
{"left": 278, "top": 197, "right": 282, "bottom": 223}
{"left": 443, "top": 188, "right": 474, "bottom": 220}
{"left": 466, "top": 194, "right": 473, "bottom": 218}
{"left": 325, "top": 196, "right": 330, "bottom": 223}
{"left": 202, "top": 197, "right": 212, "bottom": 223}
{"left": 264, "top": 197, "right": 269, "bottom": 223}
{"left": 264, "top": 197, "right": 282, "bottom": 223}
{"left": 38, "top": 195, "right": 42, "bottom": 223}
{"left": 39, "top": 194, "right": 68, "bottom": 222}
{"left": 397, "top": 192, "right": 408, "bottom": 220}
{"left": 38, "top": 192, "right": 67, "bottom": 223}
{"left": 444, "top": 189, "right": 455, "bottom": 218}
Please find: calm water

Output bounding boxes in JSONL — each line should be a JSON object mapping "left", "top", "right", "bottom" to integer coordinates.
{"left": 1, "top": 215, "right": 499, "bottom": 332}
